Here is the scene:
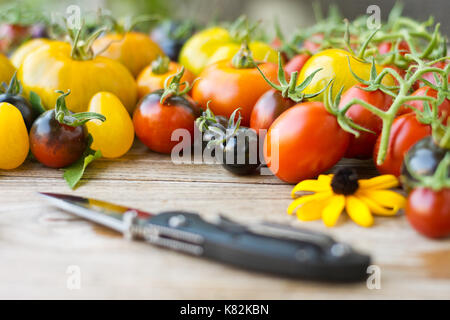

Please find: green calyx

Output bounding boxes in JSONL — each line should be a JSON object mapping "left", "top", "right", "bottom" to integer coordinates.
{"left": 68, "top": 21, "right": 107, "bottom": 61}
{"left": 231, "top": 42, "right": 255, "bottom": 69}
{"left": 102, "top": 13, "right": 160, "bottom": 34}
{"left": 54, "top": 90, "right": 106, "bottom": 127}
{"left": 151, "top": 56, "right": 170, "bottom": 74}
{"left": 228, "top": 15, "right": 261, "bottom": 44}
{"left": 0, "top": 72, "right": 22, "bottom": 96}
{"left": 255, "top": 51, "right": 326, "bottom": 102}
{"left": 160, "top": 67, "right": 196, "bottom": 104}
{"left": 405, "top": 151, "right": 450, "bottom": 190}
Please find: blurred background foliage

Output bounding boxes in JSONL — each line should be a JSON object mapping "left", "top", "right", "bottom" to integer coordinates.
{"left": 0, "top": 0, "right": 449, "bottom": 36}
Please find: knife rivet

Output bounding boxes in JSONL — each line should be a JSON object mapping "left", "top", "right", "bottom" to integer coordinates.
{"left": 168, "top": 214, "right": 187, "bottom": 228}
{"left": 123, "top": 210, "right": 139, "bottom": 240}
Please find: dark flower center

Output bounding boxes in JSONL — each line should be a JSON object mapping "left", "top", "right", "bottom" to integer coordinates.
{"left": 331, "top": 168, "right": 359, "bottom": 195}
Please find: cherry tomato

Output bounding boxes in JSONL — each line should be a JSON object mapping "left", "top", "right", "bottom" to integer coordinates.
{"left": 30, "top": 109, "right": 88, "bottom": 168}
{"left": 284, "top": 53, "right": 311, "bottom": 78}
{"left": 416, "top": 60, "right": 449, "bottom": 88}
{"left": 338, "top": 84, "right": 392, "bottom": 159}
{"left": 406, "top": 187, "right": 450, "bottom": 238}
{"left": 264, "top": 102, "right": 350, "bottom": 183}
{"left": 250, "top": 89, "right": 295, "bottom": 136}
{"left": 133, "top": 90, "right": 199, "bottom": 154}
{"left": 378, "top": 40, "right": 410, "bottom": 56}
{"left": 400, "top": 86, "right": 450, "bottom": 116}
{"left": 374, "top": 113, "right": 431, "bottom": 176}
{"left": 302, "top": 33, "right": 323, "bottom": 53}
{"left": 192, "top": 60, "right": 278, "bottom": 127}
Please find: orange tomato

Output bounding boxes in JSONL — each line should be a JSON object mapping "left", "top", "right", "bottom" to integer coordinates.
{"left": 192, "top": 60, "right": 278, "bottom": 126}
{"left": 137, "top": 60, "right": 195, "bottom": 99}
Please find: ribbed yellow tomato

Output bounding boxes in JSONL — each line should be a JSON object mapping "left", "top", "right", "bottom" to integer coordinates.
{"left": 0, "top": 53, "right": 15, "bottom": 85}
{"left": 92, "top": 32, "right": 163, "bottom": 77}
{"left": 86, "top": 92, "right": 134, "bottom": 158}
{"left": 18, "top": 41, "right": 137, "bottom": 113}
{"left": 0, "top": 102, "right": 29, "bottom": 169}
{"left": 297, "top": 49, "right": 394, "bottom": 101}
{"left": 179, "top": 27, "right": 278, "bottom": 75}
{"left": 10, "top": 38, "right": 50, "bottom": 69}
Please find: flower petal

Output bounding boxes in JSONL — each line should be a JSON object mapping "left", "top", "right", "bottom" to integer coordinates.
{"left": 346, "top": 196, "right": 374, "bottom": 227}
{"left": 291, "top": 178, "right": 331, "bottom": 198}
{"left": 359, "top": 189, "right": 406, "bottom": 209}
{"left": 357, "top": 194, "right": 400, "bottom": 216}
{"left": 287, "top": 192, "right": 332, "bottom": 215}
{"left": 295, "top": 199, "right": 327, "bottom": 221}
{"left": 322, "top": 195, "right": 345, "bottom": 227}
{"left": 358, "top": 175, "right": 399, "bottom": 190}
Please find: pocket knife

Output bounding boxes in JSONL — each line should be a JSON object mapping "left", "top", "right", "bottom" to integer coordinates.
{"left": 39, "top": 192, "right": 371, "bottom": 282}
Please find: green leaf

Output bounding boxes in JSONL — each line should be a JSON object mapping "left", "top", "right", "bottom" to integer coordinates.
{"left": 63, "top": 135, "right": 102, "bottom": 189}
{"left": 29, "top": 91, "right": 46, "bottom": 116}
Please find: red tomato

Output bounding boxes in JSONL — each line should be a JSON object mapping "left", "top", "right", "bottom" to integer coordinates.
{"left": 339, "top": 84, "right": 392, "bottom": 159}
{"left": 415, "top": 60, "right": 449, "bottom": 89}
{"left": 378, "top": 40, "right": 410, "bottom": 56}
{"left": 264, "top": 102, "right": 350, "bottom": 183}
{"left": 302, "top": 34, "right": 323, "bottom": 53}
{"left": 400, "top": 86, "right": 450, "bottom": 116}
{"left": 250, "top": 89, "right": 296, "bottom": 137}
{"left": 133, "top": 91, "right": 199, "bottom": 154}
{"left": 374, "top": 113, "right": 431, "bottom": 176}
{"left": 284, "top": 53, "right": 311, "bottom": 78}
{"left": 406, "top": 187, "right": 450, "bottom": 238}
{"left": 192, "top": 60, "right": 278, "bottom": 126}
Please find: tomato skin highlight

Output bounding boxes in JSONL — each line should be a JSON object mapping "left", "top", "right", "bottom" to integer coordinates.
{"left": 264, "top": 102, "right": 350, "bottom": 183}
{"left": 0, "top": 102, "right": 29, "bottom": 170}
{"left": 30, "top": 109, "right": 88, "bottom": 168}
{"left": 133, "top": 91, "right": 199, "bottom": 154}
{"left": 338, "top": 85, "right": 392, "bottom": 159}
{"left": 374, "top": 113, "right": 431, "bottom": 177}
{"left": 192, "top": 60, "right": 278, "bottom": 126}
{"left": 250, "top": 89, "right": 295, "bottom": 137}
{"left": 406, "top": 188, "right": 450, "bottom": 239}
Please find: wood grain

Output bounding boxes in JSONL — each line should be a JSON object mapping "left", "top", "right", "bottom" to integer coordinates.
{"left": 0, "top": 141, "right": 449, "bottom": 299}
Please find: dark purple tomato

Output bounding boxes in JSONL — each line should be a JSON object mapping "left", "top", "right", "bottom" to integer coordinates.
{"left": 0, "top": 93, "right": 35, "bottom": 130}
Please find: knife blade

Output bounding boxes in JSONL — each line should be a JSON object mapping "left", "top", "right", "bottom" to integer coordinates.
{"left": 39, "top": 192, "right": 371, "bottom": 282}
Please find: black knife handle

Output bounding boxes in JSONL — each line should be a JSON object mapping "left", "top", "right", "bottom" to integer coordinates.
{"left": 140, "top": 211, "right": 371, "bottom": 282}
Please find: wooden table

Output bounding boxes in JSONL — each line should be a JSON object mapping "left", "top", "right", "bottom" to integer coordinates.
{"left": 1, "top": 141, "right": 449, "bottom": 299}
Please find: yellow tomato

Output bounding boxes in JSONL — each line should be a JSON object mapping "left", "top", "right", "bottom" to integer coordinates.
{"left": 0, "top": 102, "right": 29, "bottom": 170}
{"left": 92, "top": 32, "right": 163, "bottom": 77}
{"left": 18, "top": 41, "right": 137, "bottom": 113}
{"left": 0, "top": 53, "right": 15, "bottom": 85}
{"left": 10, "top": 38, "right": 50, "bottom": 69}
{"left": 179, "top": 27, "right": 278, "bottom": 75}
{"left": 86, "top": 92, "right": 134, "bottom": 158}
{"left": 297, "top": 49, "right": 394, "bottom": 101}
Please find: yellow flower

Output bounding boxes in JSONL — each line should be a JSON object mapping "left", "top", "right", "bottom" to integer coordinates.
{"left": 288, "top": 168, "right": 406, "bottom": 227}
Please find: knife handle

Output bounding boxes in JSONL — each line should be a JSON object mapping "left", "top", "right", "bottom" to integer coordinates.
{"left": 135, "top": 211, "right": 370, "bottom": 282}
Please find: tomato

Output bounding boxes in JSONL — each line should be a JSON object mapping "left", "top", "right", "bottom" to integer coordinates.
{"left": 93, "top": 31, "right": 163, "bottom": 77}
{"left": 133, "top": 88, "right": 199, "bottom": 154}
{"left": 179, "top": 26, "right": 278, "bottom": 75}
{"left": 0, "top": 53, "right": 15, "bottom": 85}
{"left": 302, "top": 33, "right": 323, "bottom": 53}
{"left": 150, "top": 20, "right": 196, "bottom": 61}
{"left": 406, "top": 187, "right": 450, "bottom": 238}
{"left": 400, "top": 86, "right": 450, "bottom": 116}
{"left": 338, "top": 84, "right": 392, "bottom": 159}
{"left": 136, "top": 56, "right": 195, "bottom": 99}
{"left": 86, "top": 92, "right": 134, "bottom": 158}
{"left": 0, "top": 102, "right": 29, "bottom": 170}
{"left": 0, "top": 24, "right": 29, "bottom": 53}
{"left": 374, "top": 113, "right": 431, "bottom": 177}
{"left": 264, "top": 102, "right": 350, "bottom": 183}
{"left": 30, "top": 91, "right": 105, "bottom": 168}
{"left": 284, "top": 53, "right": 311, "bottom": 78}
{"left": 416, "top": 60, "right": 449, "bottom": 88}
{"left": 10, "top": 38, "right": 50, "bottom": 69}
{"left": 250, "top": 89, "right": 296, "bottom": 136}
{"left": 0, "top": 74, "right": 36, "bottom": 130}
{"left": 297, "top": 49, "right": 394, "bottom": 102}
{"left": 18, "top": 41, "right": 137, "bottom": 113}
{"left": 378, "top": 40, "right": 411, "bottom": 56}
{"left": 192, "top": 59, "right": 278, "bottom": 126}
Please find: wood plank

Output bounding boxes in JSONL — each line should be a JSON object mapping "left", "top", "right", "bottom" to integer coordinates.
{"left": 0, "top": 142, "right": 449, "bottom": 299}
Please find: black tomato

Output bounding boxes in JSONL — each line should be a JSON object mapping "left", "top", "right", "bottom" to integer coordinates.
{"left": 150, "top": 20, "right": 196, "bottom": 61}
{"left": 401, "top": 136, "right": 449, "bottom": 192}
{"left": 30, "top": 109, "right": 88, "bottom": 168}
